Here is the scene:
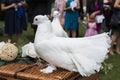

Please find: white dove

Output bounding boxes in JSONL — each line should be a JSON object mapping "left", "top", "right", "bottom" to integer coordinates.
{"left": 33, "top": 15, "right": 111, "bottom": 77}
{"left": 70, "top": 0, "right": 77, "bottom": 11}
{"left": 21, "top": 12, "right": 68, "bottom": 58}
{"left": 52, "top": 11, "right": 68, "bottom": 37}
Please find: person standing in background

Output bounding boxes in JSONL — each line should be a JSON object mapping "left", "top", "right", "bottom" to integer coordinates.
{"left": 84, "top": 16, "right": 98, "bottom": 37}
{"left": 86, "top": 0, "right": 103, "bottom": 33}
{"left": 76, "top": 0, "right": 84, "bottom": 37}
{"left": 78, "top": 0, "right": 84, "bottom": 20}
{"left": 54, "top": 0, "right": 65, "bottom": 27}
{"left": 109, "top": 0, "right": 120, "bottom": 55}
{"left": 26, "top": 0, "right": 52, "bottom": 35}
{"left": 102, "top": 0, "right": 113, "bottom": 32}
{"left": 64, "top": 0, "right": 80, "bottom": 37}
{"left": 1, "top": 0, "right": 27, "bottom": 43}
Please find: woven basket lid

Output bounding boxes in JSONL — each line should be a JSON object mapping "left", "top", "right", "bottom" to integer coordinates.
{"left": 0, "top": 42, "right": 18, "bottom": 61}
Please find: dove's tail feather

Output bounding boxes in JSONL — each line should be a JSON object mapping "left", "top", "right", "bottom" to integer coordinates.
{"left": 68, "top": 53, "right": 100, "bottom": 76}
{"left": 67, "top": 33, "right": 111, "bottom": 76}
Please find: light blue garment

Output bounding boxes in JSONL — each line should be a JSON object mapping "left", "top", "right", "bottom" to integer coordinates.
{"left": 54, "top": 0, "right": 65, "bottom": 17}
{"left": 64, "top": 0, "right": 79, "bottom": 30}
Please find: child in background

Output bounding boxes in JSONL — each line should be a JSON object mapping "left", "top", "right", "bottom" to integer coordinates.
{"left": 85, "top": 16, "right": 98, "bottom": 37}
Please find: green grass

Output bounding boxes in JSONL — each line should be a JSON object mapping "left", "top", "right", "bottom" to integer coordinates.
{"left": 0, "top": 20, "right": 120, "bottom": 80}
{"left": 99, "top": 54, "right": 120, "bottom": 80}
{"left": 0, "top": 21, "right": 34, "bottom": 53}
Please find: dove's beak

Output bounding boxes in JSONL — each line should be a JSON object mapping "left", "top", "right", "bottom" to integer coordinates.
{"left": 32, "top": 22, "right": 35, "bottom": 25}
{"left": 32, "top": 20, "right": 37, "bottom": 25}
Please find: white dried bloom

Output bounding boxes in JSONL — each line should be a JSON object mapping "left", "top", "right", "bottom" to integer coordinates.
{"left": 0, "top": 43, "right": 18, "bottom": 61}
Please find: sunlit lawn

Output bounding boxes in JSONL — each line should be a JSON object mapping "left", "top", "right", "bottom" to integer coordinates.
{"left": 0, "top": 20, "right": 120, "bottom": 80}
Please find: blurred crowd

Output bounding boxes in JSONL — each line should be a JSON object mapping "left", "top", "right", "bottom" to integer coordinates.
{"left": 0, "top": 0, "right": 120, "bottom": 54}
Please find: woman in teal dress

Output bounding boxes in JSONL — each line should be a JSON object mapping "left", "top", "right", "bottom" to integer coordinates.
{"left": 64, "top": 0, "right": 80, "bottom": 37}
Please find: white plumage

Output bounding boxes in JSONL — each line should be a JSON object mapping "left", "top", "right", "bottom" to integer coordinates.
{"left": 70, "top": 0, "right": 77, "bottom": 11}
{"left": 52, "top": 11, "right": 68, "bottom": 37}
{"left": 22, "top": 42, "right": 38, "bottom": 58}
{"left": 33, "top": 15, "right": 111, "bottom": 76}
{"left": 21, "top": 13, "right": 68, "bottom": 58}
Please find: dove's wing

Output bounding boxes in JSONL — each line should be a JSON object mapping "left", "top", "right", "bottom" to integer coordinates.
{"left": 46, "top": 33, "right": 110, "bottom": 64}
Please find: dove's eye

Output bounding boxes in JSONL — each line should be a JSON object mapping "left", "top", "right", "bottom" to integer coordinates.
{"left": 35, "top": 18, "right": 38, "bottom": 21}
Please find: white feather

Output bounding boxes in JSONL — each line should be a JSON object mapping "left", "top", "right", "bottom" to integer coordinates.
{"left": 52, "top": 11, "right": 68, "bottom": 37}
{"left": 22, "top": 42, "right": 38, "bottom": 58}
{"left": 21, "top": 12, "right": 68, "bottom": 59}
{"left": 33, "top": 15, "right": 111, "bottom": 76}
{"left": 70, "top": 1, "right": 77, "bottom": 11}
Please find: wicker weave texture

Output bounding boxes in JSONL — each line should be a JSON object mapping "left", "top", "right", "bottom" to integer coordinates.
{"left": 0, "top": 63, "right": 99, "bottom": 80}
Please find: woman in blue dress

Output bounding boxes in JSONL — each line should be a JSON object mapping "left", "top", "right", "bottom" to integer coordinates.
{"left": 1, "top": 0, "right": 27, "bottom": 43}
{"left": 64, "top": 0, "right": 80, "bottom": 37}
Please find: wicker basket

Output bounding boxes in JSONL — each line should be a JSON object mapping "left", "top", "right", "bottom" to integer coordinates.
{"left": 0, "top": 63, "right": 99, "bottom": 80}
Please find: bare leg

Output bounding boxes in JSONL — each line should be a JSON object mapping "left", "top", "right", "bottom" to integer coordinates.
{"left": 8, "top": 34, "right": 13, "bottom": 41}
{"left": 109, "top": 32, "right": 117, "bottom": 55}
{"left": 66, "top": 30, "right": 70, "bottom": 37}
{"left": 71, "top": 29, "right": 77, "bottom": 38}
{"left": 16, "top": 34, "right": 21, "bottom": 43}
{"left": 116, "top": 34, "right": 120, "bottom": 54}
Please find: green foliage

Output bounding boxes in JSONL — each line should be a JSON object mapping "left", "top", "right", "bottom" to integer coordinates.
{"left": 0, "top": 59, "right": 6, "bottom": 66}
{"left": 0, "top": 56, "right": 36, "bottom": 66}
{"left": 100, "top": 60, "right": 113, "bottom": 75}
{"left": 99, "top": 54, "right": 120, "bottom": 80}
